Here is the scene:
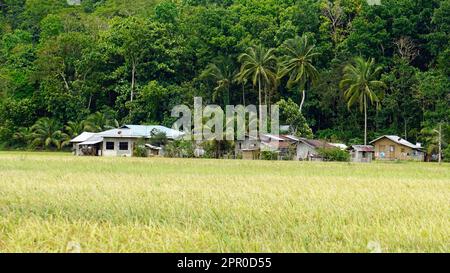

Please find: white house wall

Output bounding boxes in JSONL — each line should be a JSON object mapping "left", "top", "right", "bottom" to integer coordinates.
{"left": 102, "top": 137, "right": 135, "bottom": 157}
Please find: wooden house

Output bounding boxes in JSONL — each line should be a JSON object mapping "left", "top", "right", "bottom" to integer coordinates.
{"left": 370, "top": 135, "right": 424, "bottom": 161}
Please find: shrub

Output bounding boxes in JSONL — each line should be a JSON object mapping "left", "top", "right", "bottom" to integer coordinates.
{"left": 260, "top": 150, "right": 278, "bottom": 160}
{"left": 133, "top": 138, "right": 148, "bottom": 157}
{"left": 149, "top": 131, "right": 168, "bottom": 146}
{"left": 165, "top": 140, "right": 195, "bottom": 158}
{"left": 443, "top": 145, "right": 450, "bottom": 162}
{"left": 202, "top": 140, "right": 234, "bottom": 159}
{"left": 317, "top": 148, "right": 350, "bottom": 162}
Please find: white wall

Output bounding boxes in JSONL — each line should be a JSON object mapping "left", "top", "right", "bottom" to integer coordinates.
{"left": 102, "top": 137, "right": 135, "bottom": 157}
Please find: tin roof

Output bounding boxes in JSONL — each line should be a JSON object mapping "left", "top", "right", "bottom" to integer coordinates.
{"left": 370, "top": 135, "right": 422, "bottom": 149}
{"left": 70, "top": 125, "right": 185, "bottom": 143}
{"left": 298, "top": 138, "right": 334, "bottom": 149}
{"left": 349, "top": 145, "right": 374, "bottom": 152}
{"left": 96, "top": 125, "right": 184, "bottom": 140}
{"left": 70, "top": 132, "right": 96, "bottom": 143}
{"left": 79, "top": 135, "right": 104, "bottom": 145}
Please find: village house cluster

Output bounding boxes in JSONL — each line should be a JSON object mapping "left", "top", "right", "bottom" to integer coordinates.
{"left": 70, "top": 125, "right": 425, "bottom": 162}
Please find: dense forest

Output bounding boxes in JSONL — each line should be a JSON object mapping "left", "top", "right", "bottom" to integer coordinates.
{"left": 0, "top": 0, "right": 448, "bottom": 158}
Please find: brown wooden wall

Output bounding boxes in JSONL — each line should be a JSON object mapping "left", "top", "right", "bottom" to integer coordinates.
{"left": 372, "top": 138, "right": 422, "bottom": 160}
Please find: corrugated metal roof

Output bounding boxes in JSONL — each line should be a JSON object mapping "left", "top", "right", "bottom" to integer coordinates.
{"left": 350, "top": 145, "right": 374, "bottom": 152}
{"left": 299, "top": 138, "right": 334, "bottom": 149}
{"left": 264, "top": 141, "right": 293, "bottom": 149}
{"left": 330, "top": 143, "right": 348, "bottom": 150}
{"left": 79, "top": 135, "right": 104, "bottom": 145}
{"left": 145, "top": 144, "right": 162, "bottom": 150}
{"left": 95, "top": 125, "right": 184, "bottom": 140}
{"left": 370, "top": 135, "right": 421, "bottom": 149}
{"left": 122, "top": 125, "right": 185, "bottom": 139}
{"left": 70, "top": 125, "right": 185, "bottom": 143}
{"left": 261, "top": 134, "right": 285, "bottom": 141}
{"left": 70, "top": 132, "right": 96, "bottom": 143}
{"left": 282, "top": 135, "right": 300, "bottom": 142}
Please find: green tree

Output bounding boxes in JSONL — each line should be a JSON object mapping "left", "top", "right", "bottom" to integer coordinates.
{"left": 237, "top": 45, "right": 277, "bottom": 128}
{"left": 279, "top": 35, "right": 320, "bottom": 113}
{"left": 106, "top": 17, "right": 181, "bottom": 102}
{"left": 13, "top": 127, "right": 33, "bottom": 147}
{"left": 30, "top": 117, "right": 68, "bottom": 150}
{"left": 65, "top": 120, "right": 86, "bottom": 139}
{"left": 83, "top": 111, "right": 118, "bottom": 133}
{"left": 339, "top": 57, "right": 385, "bottom": 145}
{"left": 277, "top": 98, "right": 313, "bottom": 138}
{"left": 200, "top": 56, "right": 236, "bottom": 106}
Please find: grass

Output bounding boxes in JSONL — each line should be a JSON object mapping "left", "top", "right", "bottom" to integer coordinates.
{"left": 0, "top": 151, "right": 449, "bottom": 253}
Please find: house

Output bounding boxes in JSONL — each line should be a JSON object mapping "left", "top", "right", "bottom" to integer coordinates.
{"left": 261, "top": 134, "right": 298, "bottom": 160}
{"left": 236, "top": 134, "right": 335, "bottom": 161}
{"left": 296, "top": 138, "right": 335, "bottom": 161}
{"left": 70, "top": 125, "right": 184, "bottom": 157}
{"left": 348, "top": 145, "right": 374, "bottom": 163}
{"left": 235, "top": 134, "right": 261, "bottom": 160}
{"left": 235, "top": 134, "right": 297, "bottom": 160}
{"left": 370, "top": 135, "right": 425, "bottom": 161}
{"left": 70, "top": 132, "right": 98, "bottom": 156}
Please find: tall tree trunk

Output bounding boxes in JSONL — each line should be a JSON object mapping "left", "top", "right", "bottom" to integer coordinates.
{"left": 131, "top": 62, "right": 136, "bottom": 102}
{"left": 87, "top": 94, "right": 92, "bottom": 110}
{"left": 242, "top": 83, "right": 245, "bottom": 106}
{"left": 60, "top": 73, "right": 70, "bottom": 92}
{"left": 364, "top": 94, "right": 367, "bottom": 145}
{"left": 224, "top": 86, "right": 230, "bottom": 106}
{"left": 299, "top": 89, "right": 306, "bottom": 113}
{"left": 404, "top": 118, "right": 407, "bottom": 140}
{"left": 258, "top": 75, "right": 262, "bottom": 135}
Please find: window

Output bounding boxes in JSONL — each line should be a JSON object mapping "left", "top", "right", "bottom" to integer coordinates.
{"left": 390, "top": 145, "right": 395, "bottom": 152}
{"left": 106, "top": 142, "right": 114, "bottom": 150}
{"left": 119, "top": 142, "right": 129, "bottom": 151}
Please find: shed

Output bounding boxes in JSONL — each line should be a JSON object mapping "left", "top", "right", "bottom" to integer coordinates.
{"left": 145, "top": 144, "right": 163, "bottom": 156}
{"left": 296, "top": 138, "right": 335, "bottom": 161}
{"left": 348, "top": 145, "right": 374, "bottom": 163}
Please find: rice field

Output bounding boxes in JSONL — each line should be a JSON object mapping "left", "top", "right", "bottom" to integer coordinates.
{"left": 0, "top": 151, "right": 448, "bottom": 253}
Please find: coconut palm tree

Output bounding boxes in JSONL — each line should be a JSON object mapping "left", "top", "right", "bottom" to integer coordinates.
{"left": 30, "top": 117, "right": 69, "bottom": 150}
{"left": 83, "top": 112, "right": 119, "bottom": 132}
{"left": 237, "top": 45, "right": 277, "bottom": 128}
{"left": 279, "top": 35, "right": 320, "bottom": 113}
{"left": 65, "top": 120, "right": 86, "bottom": 138}
{"left": 200, "top": 57, "right": 236, "bottom": 106}
{"left": 13, "top": 127, "right": 33, "bottom": 147}
{"left": 339, "top": 57, "right": 386, "bottom": 145}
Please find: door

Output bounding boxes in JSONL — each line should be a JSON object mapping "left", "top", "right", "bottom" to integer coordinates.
{"left": 389, "top": 145, "right": 395, "bottom": 159}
